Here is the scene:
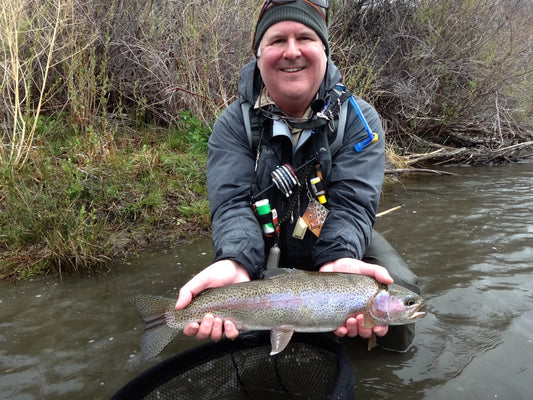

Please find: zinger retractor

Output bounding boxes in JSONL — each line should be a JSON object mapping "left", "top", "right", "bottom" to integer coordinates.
{"left": 271, "top": 164, "right": 300, "bottom": 197}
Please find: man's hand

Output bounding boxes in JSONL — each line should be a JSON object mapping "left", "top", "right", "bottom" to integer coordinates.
{"left": 319, "top": 258, "right": 393, "bottom": 338}
{"left": 175, "top": 259, "right": 250, "bottom": 341}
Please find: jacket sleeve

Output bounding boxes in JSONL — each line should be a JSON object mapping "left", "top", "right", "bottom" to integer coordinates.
{"left": 312, "top": 97, "right": 385, "bottom": 265}
{"left": 207, "top": 101, "right": 265, "bottom": 279}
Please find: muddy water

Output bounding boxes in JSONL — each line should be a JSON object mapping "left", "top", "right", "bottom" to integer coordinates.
{"left": 1, "top": 163, "right": 532, "bottom": 399}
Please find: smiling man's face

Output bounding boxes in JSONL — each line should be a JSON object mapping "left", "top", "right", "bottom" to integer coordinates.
{"left": 257, "top": 20, "right": 327, "bottom": 118}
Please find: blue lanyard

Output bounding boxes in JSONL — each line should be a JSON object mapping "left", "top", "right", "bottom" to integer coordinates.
{"left": 349, "top": 96, "right": 379, "bottom": 152}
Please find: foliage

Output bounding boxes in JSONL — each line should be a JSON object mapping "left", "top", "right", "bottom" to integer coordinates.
{"left": 0, "top": 116, "right": 210, "bottom": 279}
{"left": 0, "top": 0, "right": 531, "bottom": 277}
{"left": 2, "top": 0, "right": 531, "bottom": 156}
{"left": 330, "top": 0, "right": 533, "bottom": 154}
{"left": 0, "top": 0, "right": 62, "bottom": 167}
{"left": 102, "top": 0, "right": 256, "bottom": 124}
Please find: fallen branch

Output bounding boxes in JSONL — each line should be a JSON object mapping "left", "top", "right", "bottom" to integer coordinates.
{"left": 376, "top": 204, "right": 405, "bottom": 217}
{"left": 496, "top": 140, "right": 533, "bottom": 153}
{"left": 400, "top": 138, "right": 533, "bottom": 166}
{"left": 385, "top": 168, "right": 456, "bottom": 175}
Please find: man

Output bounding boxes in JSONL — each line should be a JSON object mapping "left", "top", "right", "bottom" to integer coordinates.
{"left": 176, "top": 0, "right": 418, "bottom": 350}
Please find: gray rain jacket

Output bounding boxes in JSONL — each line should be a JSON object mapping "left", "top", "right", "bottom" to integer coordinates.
{"left": 207, "top": 59, "right": 385, "bottom": 280}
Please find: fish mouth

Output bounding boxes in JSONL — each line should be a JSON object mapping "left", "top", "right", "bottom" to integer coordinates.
{"left": 408, "top": 303, "right": 426, "bottom": 320}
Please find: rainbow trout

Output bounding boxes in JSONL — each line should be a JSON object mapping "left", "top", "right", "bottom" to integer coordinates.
{"left": 131, "top": 270, "right": 425, "bottom": 360}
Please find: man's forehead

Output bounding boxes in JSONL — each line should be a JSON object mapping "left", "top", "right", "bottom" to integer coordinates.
{"left": 263, "top": 20, "right": 318, "bottom": 37}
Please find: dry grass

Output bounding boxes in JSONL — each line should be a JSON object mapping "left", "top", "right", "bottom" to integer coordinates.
{"left": 0, "top": 0, "right": 532, "bottom": 277}
{"left": 2, "top": 0, "right": 531, "bottom": 161}
{"left": 1, "top": 0, "right": 63, "bottom": 166}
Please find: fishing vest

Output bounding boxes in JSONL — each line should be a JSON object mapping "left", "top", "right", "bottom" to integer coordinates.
{"left": 241, "top": 83, "right": 381, "bottom": 270}
{"left": 241, "top": 83, "right": 354, "bottom": 157}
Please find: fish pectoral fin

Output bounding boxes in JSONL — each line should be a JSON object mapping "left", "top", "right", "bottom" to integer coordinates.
{"left": 362, "top": 314, "right": 378, "bottom": 329}
{"left": 270, "top": 327, "right": 295, "bottom": 355}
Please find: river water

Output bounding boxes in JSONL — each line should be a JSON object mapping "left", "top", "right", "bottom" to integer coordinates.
{"left": 1, "top": 163, "right": 532, "bottom": 400}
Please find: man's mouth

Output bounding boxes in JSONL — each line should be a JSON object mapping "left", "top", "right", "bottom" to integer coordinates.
{"left": 282, "top": 67, "right": 304, "bottom": 73}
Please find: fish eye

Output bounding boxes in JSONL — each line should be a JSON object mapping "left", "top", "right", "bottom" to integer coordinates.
{"left": 404, "top": 295, "right": 417, "bottom": 307}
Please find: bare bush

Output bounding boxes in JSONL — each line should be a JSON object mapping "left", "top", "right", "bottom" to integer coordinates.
{"left": 105, "top": 0, "right": 257, "bottom": 124}
{"left": 329, "top": 0, "right": 415, "bottom": 103}
{"left": 1, "top": 0, "right": 532, "bottom": 166}
{"left": 1, "top": 0, "right": 64, "bottom": 166}
{"left": 329, "top": 0, "right": 533, "bottom": 162}
{"left": 1, "top": 0, "right": 258, "bottom": 168}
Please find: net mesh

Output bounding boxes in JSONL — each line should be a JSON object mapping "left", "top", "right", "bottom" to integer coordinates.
{"left": 113, "top": 332, "right": 355, "bottom": 400}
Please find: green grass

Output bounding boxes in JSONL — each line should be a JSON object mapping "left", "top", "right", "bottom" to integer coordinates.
{"left": 1, "top": 0, "right": 531, "bottom": 280}
{"left": 0, "top": 113, "right": 211, "bottom": 280}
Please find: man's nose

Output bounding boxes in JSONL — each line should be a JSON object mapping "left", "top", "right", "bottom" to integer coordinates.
{"left": 283, "top": 38, "right": 301, "bottom": 59}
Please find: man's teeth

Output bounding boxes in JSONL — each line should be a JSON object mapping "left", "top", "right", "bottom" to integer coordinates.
{"left": 284, "top": 68, "right": 302, "bottom": 72}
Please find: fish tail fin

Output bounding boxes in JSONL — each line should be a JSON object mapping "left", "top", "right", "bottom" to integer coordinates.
{"left": 130, "top": 295, "right": 184, "bottom": 360}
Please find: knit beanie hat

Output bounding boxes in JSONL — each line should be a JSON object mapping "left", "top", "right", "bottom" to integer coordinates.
{"left": 253, "top": 0, "right": 329, "bottom": 55}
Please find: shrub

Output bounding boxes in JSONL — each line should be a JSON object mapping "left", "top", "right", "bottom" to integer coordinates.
{"left": 330, "top": 0, "right": 533, "bottom": 151}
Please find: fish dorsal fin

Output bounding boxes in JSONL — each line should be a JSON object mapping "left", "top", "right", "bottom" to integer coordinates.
{"left": 270, "top": 327, "right": 295, "bottom": 355}
{"left": 263, "top": 267, "right": 306, "bottom": 280}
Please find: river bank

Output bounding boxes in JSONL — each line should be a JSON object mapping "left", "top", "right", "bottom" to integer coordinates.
{"left": 2, "top": 0, "right": 532, "bottom": 281}
{"left": 0, "top": 117, "right": 213, "bottom": 281}
{"left": 1, "top": 112, "right": 532, "bottom": 281}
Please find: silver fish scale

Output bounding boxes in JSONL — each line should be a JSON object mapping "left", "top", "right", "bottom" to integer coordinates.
{"left": 177, "top": 272, "right": 383, "bottom": 331}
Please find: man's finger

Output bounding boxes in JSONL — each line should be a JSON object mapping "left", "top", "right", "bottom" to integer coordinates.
{"left": 175, "top": 288, "right": 193, "bottom": 310}
{"left": 183, "top": 322, "right": 199, "bottom": 337}
{"left": 224, "top": 320, "right": 239, "bottom": 340}
{"left": 195, "top": 314, "right": 214, "bottom": 340}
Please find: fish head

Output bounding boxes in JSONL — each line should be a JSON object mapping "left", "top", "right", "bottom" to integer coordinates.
{"left": 368, "top": 284, "right": 426, "bottom": 326}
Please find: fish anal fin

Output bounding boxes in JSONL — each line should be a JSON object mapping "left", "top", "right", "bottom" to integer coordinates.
{"left": 270, "top": 327, "right": 295, "bottom": 355}
{"left": 367, "top": 333, "right": 377, "bottom": 351}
